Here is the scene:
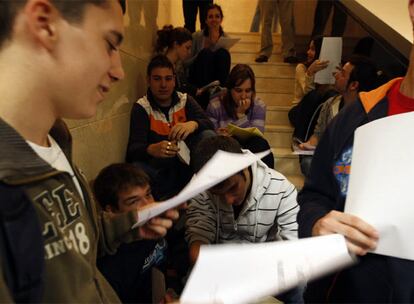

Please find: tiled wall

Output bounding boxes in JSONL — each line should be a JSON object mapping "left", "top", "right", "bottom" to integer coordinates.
{"left": 68, "top": 0, "right": 367, "bottom": 181}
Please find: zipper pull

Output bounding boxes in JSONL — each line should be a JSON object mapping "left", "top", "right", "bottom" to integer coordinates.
{"left": 234, "top": 222, "right": 238, "bottom": 231}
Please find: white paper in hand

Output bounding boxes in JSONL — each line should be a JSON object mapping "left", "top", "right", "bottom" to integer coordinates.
{"left": 177, "top": 141, "right": 191, "bottom": 165}
{"left": 131, "top": 149, "right": 271, "bottom": 229}
{"left": 345, "top": 111, "right": 414, "bottom": 261}
{"left": 314, "top": 37, "right": 342, "bottom": 84}
{"left": 212, "top": 37, "right": 240, "bottom": 51}
{"left": 181, "top": 235, "right": 354, "bottom": 304}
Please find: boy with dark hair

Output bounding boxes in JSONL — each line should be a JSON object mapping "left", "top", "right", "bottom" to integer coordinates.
{"left": 186, "top": 135, "right": 301, "bottom": 302}
{"left": 0, "top": 0, "right": 178, "bottom": 302}
{"left": 299, "top": 56, "right": 383, "bottom": 169}
{"left": 187, "top": 135, "right": 298, "bottom": 259}
{"left": 127, "top": 54, "right": 215, "bottom": 199}
{"left": 298, "top": 2, "right": 414, "bottom": 302}
{"left": 94, "top": 163, "right": 168, "bottom": 303}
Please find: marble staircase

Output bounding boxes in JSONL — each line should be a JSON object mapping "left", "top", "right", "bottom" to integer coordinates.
{"left": 229, "top": 32, "right": 305, "bottom": 189}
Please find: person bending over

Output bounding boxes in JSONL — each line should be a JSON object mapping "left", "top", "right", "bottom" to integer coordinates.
{"left": 186, "top": 136, "right": 301, "bottom": 302}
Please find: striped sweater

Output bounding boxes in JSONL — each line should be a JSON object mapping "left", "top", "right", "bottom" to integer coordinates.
{"left": 185, "top": 160, "right": 298, "bottom": 245}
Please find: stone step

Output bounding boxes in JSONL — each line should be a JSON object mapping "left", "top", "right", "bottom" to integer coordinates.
{"left": 256, "top": 92, "right": 294, "bottom": 107}
{"left": 232, "top": 62, "right": 295, "bottom": 78}
{"left": 231, "top": 52, "right": 286, "bottom": 63}
{"left": 273, "top": 147, "right": 302, "bottom": 177}
{"left": 229, "top": 32, "right": 281, "bottom": 44}
{"left": 264, "top": 124, "right": 293, "bottom": 148}
{"left": 266, "top": 105, "right": 291, "bottom": 126}
{"left": 231, "top": 41, "right": 282, "bottom": 54}
{"left": 256, "top": 76, "right": 294, "bottom": 94}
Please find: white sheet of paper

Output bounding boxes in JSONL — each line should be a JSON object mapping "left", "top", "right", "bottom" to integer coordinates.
{"left": 212, "top": 37, "right": 241, "bottom": 51}
{"left": 345, "top": 111, "right": 414, "bottom": 260}
{"left": 177, "top": 141, "right": 191, "bottom": 165}
{"left": 131, "top": 150, "right": 271, "bottom": 229}
{"left": 314, "top": 37, "right": 343, "bottom": 85}
{"left": 292, "top": 142, "right": 315, "bottom": 155}
{"left": 181, "top": 235, "right": 354, "bottom": 304}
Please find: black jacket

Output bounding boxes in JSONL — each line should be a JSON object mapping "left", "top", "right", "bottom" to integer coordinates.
{"left": 298, "top": 78, "right": 414, "bottom": 302}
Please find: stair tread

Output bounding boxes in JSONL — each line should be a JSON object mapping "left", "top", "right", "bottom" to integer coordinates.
{"left": 265, "top": 124, "right": 293, "bottom": 132}
{"left": 272, "top": 147, "right": 298, "bottom": 159}
{"left": 267, "top": 105, "right": 291, "bottom": 111}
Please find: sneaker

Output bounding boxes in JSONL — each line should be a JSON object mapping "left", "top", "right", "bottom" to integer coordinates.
{"left": 284, "top": 55, "right": 299, "bottom": 64}
{"left": 255, "top": 55, "right": 269, "bottom": 63}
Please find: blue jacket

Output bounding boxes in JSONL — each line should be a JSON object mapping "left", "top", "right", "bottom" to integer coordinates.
{"left": 298, "top": 78, "right": 414, "bottom": 302}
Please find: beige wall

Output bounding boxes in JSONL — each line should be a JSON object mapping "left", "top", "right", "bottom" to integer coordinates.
{"left": 67, "top": 0, "right": 164, "bottom": 181}
{"left": 68, "top": 0, "right": 367, "bottom": 181}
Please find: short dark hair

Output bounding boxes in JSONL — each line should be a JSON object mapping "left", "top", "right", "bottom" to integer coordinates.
{"left": 223, "top": 64, "right": 256, "bottom": 119}
{"left": 155, "top": 25, "right": 192, "bottom": 53}
{"left": 93, "top": 163, "right": 150, "bottom": 210}
{"left": 191, "top": 136, "right": 242, "bottom": 173}
{"left": 0, "top": 0, "right": 126, "bottom": 49}
{"left": 347, "top": 55, "right": 382, "bottom": 92}
{"left": 147, "top": 54, "right": 175, "bottom": 76}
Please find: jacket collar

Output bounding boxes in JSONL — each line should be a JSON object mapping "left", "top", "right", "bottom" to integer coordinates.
{"left": 146, "top": 89, "right": 180, "bottom": 110}
{"left": 359, "top": 78, "right": 402, "bottom": 113}
{"left": 0, "top": 118, "right": 72, "bottom": 184}
{"left": 332, "top": 81, "right": 394, "bottom": 159}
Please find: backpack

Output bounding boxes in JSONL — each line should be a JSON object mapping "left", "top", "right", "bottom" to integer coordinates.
{"left": 0, "top": 183, "right": 44, "bottom": 302}
{"left": 288, "top": 88, "right": 338, "bottom": 142}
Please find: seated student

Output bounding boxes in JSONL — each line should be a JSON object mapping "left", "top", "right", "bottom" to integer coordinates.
{"left": 293, "top": 36, "right": 329, "bottom": 105}
{"left": 185, "top": 136, "right": 301, "bottom": 302}
{"left": 126, "top": 54, "right": 214, "bottom": 200}
{"left": 298, "top": 56, "right": 384, "bottom": 177}
{"left": 301, "top": 55, "right": 383, "bottom": 149}
{"left": 297, "top": 3, "right": 414, "bottom": 301}
{"left": 187, "top": 3, "right": 231, "bottom": 109}
{"left": 94, "top": 164, "right": 168, "bottom": 304}
{"left": 206, "top": 64, "right": 274, "bottom": 168}
{"left": 155, "top": 25, "right": 198, "bottom": 97}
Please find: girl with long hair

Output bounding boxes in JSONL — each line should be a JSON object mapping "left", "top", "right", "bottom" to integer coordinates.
{"left": 206, "top": 64, "right": 274, "bottom": 168}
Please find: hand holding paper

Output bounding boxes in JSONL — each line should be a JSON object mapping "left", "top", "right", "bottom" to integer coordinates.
{"left": 181, "top": 235, "right": 355, "bottom": 304}
{"left": 312, "top": 210, "right": 378, "bottom": 256}
{"left": 132, "top": 149, "right": 271, "bottom": 229}
{"left": 134, "top": 205, "right": 179, "bottom": 239}
{"left": 314, "top": 37, "right": 342, "bottom": 84}
{"left": 345, "top": 111, "right": 414, "bottom": 261}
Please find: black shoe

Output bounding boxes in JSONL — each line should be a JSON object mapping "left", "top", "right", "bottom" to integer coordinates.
{"left": 255, "top": 55, "right": 269, "bottom": 63}
{"left": 284, "top": 55, "right": 298, "bottom": 64}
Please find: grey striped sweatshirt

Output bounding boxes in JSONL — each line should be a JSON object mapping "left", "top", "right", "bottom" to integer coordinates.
{"left": 185, "top": 160, "right": 299, "bottom": 245}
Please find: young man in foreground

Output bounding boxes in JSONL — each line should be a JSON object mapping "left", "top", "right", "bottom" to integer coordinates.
{"left": 0, "top": 0, "right": 177, "bottom": 302}
{"left": 186, "top": 136, "right": 301, "bottom": 302}
{"left": 298, "top": 1, "right": 414, "bottom": 301}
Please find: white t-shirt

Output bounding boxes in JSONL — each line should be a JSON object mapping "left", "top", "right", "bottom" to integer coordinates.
{"left": 27, "top": 135, "right": 84, "bottom": 202}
